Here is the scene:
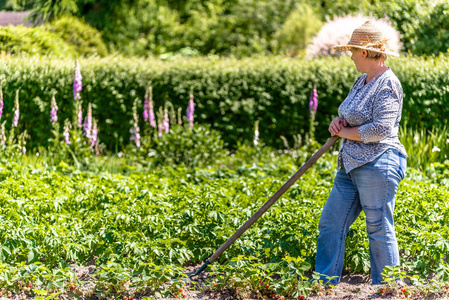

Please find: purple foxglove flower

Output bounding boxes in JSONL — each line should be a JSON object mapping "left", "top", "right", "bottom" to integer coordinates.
{"left": 22, "top": 146, "right": 26, "bottom": 154}
{"left": 50, "top": 96, "right": 58, "bottom": 123}
{"left": 164, "top": 108, "right": 169, "bottom": 133}
{"left": 143, "top": 100, "right": 149, "bottom": 121}
{"left": 149, "top": 100, "right": 156, "bottom": 127}
{"left": 143, "top": 88, "right": 149, "bottom": 121}
{"left": 309, "top": 86, "right": 318, "bottom": 113}
{"left": 0, "top": 90, "right": 3, "bottom": 120}
{"left": 186, "top": 93, "right": 195, "bottom": 128}
{"left": 73, "top": 61, "right": 82, "bottom": 100}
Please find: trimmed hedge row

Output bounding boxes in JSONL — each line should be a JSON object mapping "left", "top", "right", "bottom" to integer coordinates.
{"left": 0, "top": 55, "right": 447, "bottom": 150}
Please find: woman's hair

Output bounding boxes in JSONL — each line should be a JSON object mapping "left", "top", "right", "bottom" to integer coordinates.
{"left": 366, "top": 49, "right": 388, "bottom": 61}
{"left": 351, "top": 47, "right": 388, "bottom": 61}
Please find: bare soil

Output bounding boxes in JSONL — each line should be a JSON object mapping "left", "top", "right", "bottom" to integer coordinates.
{"left": 9, "top": 264, "right": 447, "bottom": 300}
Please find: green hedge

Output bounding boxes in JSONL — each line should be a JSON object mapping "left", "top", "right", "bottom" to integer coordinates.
{"left": 0, "top": 55, "right": 447, "bottom": 150}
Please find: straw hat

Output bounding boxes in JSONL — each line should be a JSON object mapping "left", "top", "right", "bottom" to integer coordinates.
{"left": 333, "top": 21, "right": 399, "bottom": 57}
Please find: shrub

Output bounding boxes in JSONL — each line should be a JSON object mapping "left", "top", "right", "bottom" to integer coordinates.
{"left": 0, "top": 55, "right": 447, "bottom": 150}
{"left": 45, "top": 16, "right": 108, "bottom": 57}
{"left": 373, "top": 0, "right": 449, "bottom": 56}
{"left": 306, "top": 15, "right": 402, "bottom": 58}
{"left": 274, "top": 3, "right": 323, "bottom": 56}
{"left": 0, "top": 25, "right": 75, "bottom": 56}
{"left": 145, "top": 124, "right": 226, "bottom": 168}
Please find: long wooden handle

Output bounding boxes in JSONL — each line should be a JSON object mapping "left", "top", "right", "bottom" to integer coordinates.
{"left": 207, "top": 136, "right": 340, "bottom": 263}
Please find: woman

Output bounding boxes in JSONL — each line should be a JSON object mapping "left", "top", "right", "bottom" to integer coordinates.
{"left": 314, "top": 21, "right": 407, "bottom": 285}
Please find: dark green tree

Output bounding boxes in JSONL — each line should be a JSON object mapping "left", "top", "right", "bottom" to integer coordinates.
{"left": 29, "top": 0, "right": 78, "bottom": 23}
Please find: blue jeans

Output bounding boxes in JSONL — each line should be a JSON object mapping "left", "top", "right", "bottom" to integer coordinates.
{"left": 315, "top": 148, "right": 406, "bottom": 284}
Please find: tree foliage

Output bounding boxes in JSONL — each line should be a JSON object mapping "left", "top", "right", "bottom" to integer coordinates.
{"left": 1, "top": 0, "right": 448, "bottom": 57}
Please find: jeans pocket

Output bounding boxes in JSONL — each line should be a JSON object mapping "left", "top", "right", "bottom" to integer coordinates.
{"left": 387, "top": 148, "right": 407, "bottom": 181}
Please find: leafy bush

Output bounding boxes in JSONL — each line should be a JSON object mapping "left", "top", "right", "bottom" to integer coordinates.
{"left": 0, "top": 25, "right": 75, "bottom": 56}
{"left": 373, "top": 0, "right": 449, "bottom": 56}
{"left": 274, "top": 3, "right": 323, "bottom": 56}
{"left": 126, "top": 124, "right": 226, "bottom": 168}
{"left": 0, "top": 55, "right": 448, "bottom": 150}
{"left": 45, "top": 16, "right": 108, "bottom": 57}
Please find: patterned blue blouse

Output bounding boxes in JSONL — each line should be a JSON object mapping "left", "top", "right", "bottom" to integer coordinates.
{"left": 338, "top": 68, "right": 408, "bottom": 173}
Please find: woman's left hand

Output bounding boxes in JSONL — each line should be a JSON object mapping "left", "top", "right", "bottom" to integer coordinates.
{"left": 329, "top": 117, "right": 348, "bottom": 136}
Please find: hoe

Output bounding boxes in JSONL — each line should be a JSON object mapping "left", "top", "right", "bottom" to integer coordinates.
{"left": 188, "top": 136, "right": 340, "bottom": 278}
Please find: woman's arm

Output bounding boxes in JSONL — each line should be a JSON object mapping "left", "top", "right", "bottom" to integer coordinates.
{"left": 334, "top": 125, "right": 363, "bottom": 141}
{"left": 329, "top": 117, "right": 362, "bottom": 141}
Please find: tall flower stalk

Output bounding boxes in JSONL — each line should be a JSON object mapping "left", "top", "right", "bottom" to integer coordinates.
{"left": 73, "top": 60, "right": 82, "bottom": 100}
{"left": 186, "top": 93, "right": 195, "bottom": 128}
{"left": 157, "top": 107, "right": 164, "bottom": 137}
{"left": 163, "top": 107, "right": 169, "bottom": 133}
{"left": 91, "top": 119, "right": 98, "bottom": 152}
{"left": 254, "top": 120, "right": 260, "bottom": 147}
{"left": 0, "top": 83, "right": 3, "bottom": 120}
{"left": 73, "top": 60, "right": 83, "bottom": 128}
{"left": 77, "top": 103, "right": 83, "bottom": 127}
{"left": 63, "top": 119, "right": 71, "bottom": 144}
{"left": 308, "top": 86, "right": 318, "bottom": 143}
{"left": 143, "top": 89, "right": 149, "bottom": 122}
{"left": 130, "top": 98, "right": 141, "bottom": 148}
{"left": 50, "top": 95, "right": 58, "bottom": 123}
{"left": 0, "top": 121, "right": 5, "bottom": 146}
{"left": 13, "top": 90, "right": 19, "bottom": 127}
{"left": 144, "top": 85, "right": 156, "bottom": 128}
{"left": 83, "top": 103, "right": 92, "bottom": 139}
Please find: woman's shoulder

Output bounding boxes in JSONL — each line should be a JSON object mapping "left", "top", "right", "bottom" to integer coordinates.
{"left": 383, "top": 68, "right": 401, "bottom": 85}
{"left": 379, "top": 69, "right": 402, "bottom": 90}
{"left": 377, "top": 69, "right": 403, "bottom": 98}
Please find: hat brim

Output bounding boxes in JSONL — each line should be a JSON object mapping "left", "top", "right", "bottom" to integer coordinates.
{"left": 332, "top": 45, "right": 399, "bottom": 57}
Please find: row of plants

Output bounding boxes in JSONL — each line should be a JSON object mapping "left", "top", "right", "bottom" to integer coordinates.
{"left": 0, "top": 55, "right": 448, "bottom": 150}
{"left": 0, "top": 141, "right": 447, "bottom": 299}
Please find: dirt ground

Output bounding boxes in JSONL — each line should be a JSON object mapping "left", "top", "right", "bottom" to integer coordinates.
{"left": 169, "top": 265, "right": 449, "bottom": 300}
{"left": 9, "top": 264, "right": 445, "bottom": 300}
{"left": 180, "top": 266, "right": 381, "bottom": 300}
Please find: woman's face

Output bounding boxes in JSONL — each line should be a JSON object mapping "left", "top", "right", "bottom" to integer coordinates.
{"left": 350, "top": 48, "right": 366, "bottom": 72}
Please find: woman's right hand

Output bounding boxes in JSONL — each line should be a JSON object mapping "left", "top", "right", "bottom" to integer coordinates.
{"left": 329, "top": 117, "right": 348, "bottom": 136}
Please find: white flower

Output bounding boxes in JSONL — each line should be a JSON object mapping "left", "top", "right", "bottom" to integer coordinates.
{"left": 253, "top": 128, "right": 259, "bottom": 147}
{"left": 414, "top": 136, "right": 419, "bottom": 143}
{"left": 431, "top": 146, "right": 441, "bottom": 152}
